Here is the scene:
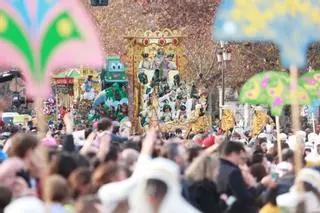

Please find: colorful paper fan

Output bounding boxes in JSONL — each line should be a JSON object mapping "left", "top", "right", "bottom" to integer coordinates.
{"left": 299, "top": 72, "right": 320, "bottom": 100}
{"left": 213, "top": 0, "right": 320, "bottom": 68}
{"left": 299, "top": 71, "right": 320, "bottom": 112}
{"left": 239, "top": 71, "right": 310, "bottom": 116}
{"left": 0, "top": 0, "right": 104, "bottom": 98}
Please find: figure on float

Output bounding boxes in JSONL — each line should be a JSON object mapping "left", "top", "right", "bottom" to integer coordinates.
{"left": 82, "top": 75, "right": 98, "bottom": 101}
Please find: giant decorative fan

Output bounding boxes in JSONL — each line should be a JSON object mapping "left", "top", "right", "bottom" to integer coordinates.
{"left": 213, "top": 0, "right": 320, "bottom": 68}
{"left": 239, "top": 71, "right": 310, "bottom": 116}
{"left": 0, "top": 0, "right": 104, "bottom": 98}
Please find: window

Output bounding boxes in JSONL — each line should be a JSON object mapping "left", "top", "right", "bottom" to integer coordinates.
{"left": 90, "top": 0, "right": 109, "bottom": 6}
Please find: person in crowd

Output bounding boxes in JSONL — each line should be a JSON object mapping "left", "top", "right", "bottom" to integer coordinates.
{"left": 0, "top": 187, "right": 11, "bottom": 213}
{"left": 129, "top": 158, "right": 200, "bottom": 213}
{"left": 43, "top": 175, "right": 72, "bottom": 213}
{"left": 217, "top": 140, "right": 273, "bottom": 213}
{"left": 0, "top": 93, "right": 314, "bottom": 213}
{"left": 91, "top": 162, "right": 126, "bottom": 193}
{"left": 68, "top": 167, "right": 92, "bottom": 200}
{"left": 4, "top": 196, "right": 45, "bottom": 213}
{"left": 7, "top": 134, "right": 40, "bottom": 190}
{"left": 186, "top": 151, "right": 224, "bottom": 213}
{"left": 0, "top": 157, "right": 33, "bottom": 199}
{"left": 160, "top": 142, "right": 190, "bottom": 200}
{"left": 120, "top": 148, "right": 139, "bottom": 172}
{"left": 75, "top": 195, "right": 103, "bottom": 213}
{"left": 277, "top": 167, "right": 320, "bottom": 213}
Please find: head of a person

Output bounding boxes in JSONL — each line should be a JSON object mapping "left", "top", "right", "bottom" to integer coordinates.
{"left": 187, "top": 147, "right": 200, "bottom": 164}
{"left": 48, "top": 152, "right": 78, "bottom": 179}
{"left": 75, "top": 195, "right": 103, "bottom": 213}
{"left": 120, "top": 148, "right": 139, "bottom": 171}
{"left": 258, "top": 137, "right": 268, "bottom": 153}
{"left": 0, "top": 120, "right": 5, "bottom": 132}
{"left": 130, "top": 158, "right": 181, "bottom": 212}
{"left": 9, "top": 133, "right": 38, "bottom": 165}
{"left": 250, "top": 163, "right": 267, "bottom": 182}
{"left": 160, "top": 142, "right": 187, "bottom": 172}
{"left": 44, "top": 175, "right": 70, "bottom": 204}
{"left": 97, "top": 118, "right": 113, "bottom": 132}
{"left": 317, "top": 144, "right": 320, "bottom": 155}
{"left": 68, "top": 167, "right": 91, "bottom": 200}
{"left": 84, "top": 128, "right": 93, "bottom": 140}
{"left": 0, "top": 157, "right": 25, "bottom": 190}
{"left": 145, "top": 179, "right": 168, "bottom": 211}
{"left": 251, "top": 152, "right": 265, "bottom": 165}
{"left": 185, "top": 154, "right": 220, "bottom": 182}
{"left": 222, "top": 140, "right": 245, "bottom": 166}
{"left": 91, "top": 162, "right": 122, "bottom": 193}
{"left": 88, "top": 75, "right": 93, "bottom": 81}
{"left": 175, "top": 128, "right": 182, "bottom": 137}
{"left": 104, "top": 144, "right": 120, "bottom": 163}
{"left": 0, "top": 186, "right": 12, "bottom": 212}
{"left": 282, "top": 148, "right": 295, "bottom": 164}
{"left": 112, "top": 125, "right": 120, "bottom": 135}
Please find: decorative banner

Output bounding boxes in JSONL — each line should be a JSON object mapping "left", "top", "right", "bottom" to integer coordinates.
{"left": 0, "top": 0, "right": 104, "bottom": 98}
{"left": 239, "top": 71, "right": 310, "bottom": 116}
{"left": 213, "top": 0, "right": 320, "bottom": 68}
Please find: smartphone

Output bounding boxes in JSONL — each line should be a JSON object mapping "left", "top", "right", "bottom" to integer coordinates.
{"left": 271, "top": 171, "right": 279, "bottom": 181}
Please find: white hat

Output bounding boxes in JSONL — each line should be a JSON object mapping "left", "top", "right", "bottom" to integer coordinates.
{"left": 129, "top": 158, "right": 200, "bottom": 213}
{"left": 255, "top": 106, "right": 265, "bottom": 111}
{"left": 4, "top": 196, "right": 45, "bottom": 213}
{"left": 279, "top": 133, "right": 287, "bottom": 141}
{"left": 308, "top": 133, "right": 318, "bottom": 143}
{"left": 294, "top": 168, "right": 320, "bottom": 193}
{"left": 305, "top": 142, "right": 313, "bottom": 150}
{"left": 288, "top": 135, "right": 298, "bottom": 150}
{"left": 296, "top": 131, "right": 306, "bottom": 142}
{"left": 258, "top": 133, "right": 267, "bottom": 139}
{"left": 277, "top": 191, "right": 320, "bottom": 213}
{"left": 266, "top": 142, "right": 274, "bottom": 151}
{"left": 276, "top": 161, "right": 293, "bottom": 177}
{"left": 277, "top": 168, "right": 320, "bottom": 212}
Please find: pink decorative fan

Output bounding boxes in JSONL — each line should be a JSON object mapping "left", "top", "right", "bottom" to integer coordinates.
{"left": 0, "top": 0, "right": 104, "bottom": 98}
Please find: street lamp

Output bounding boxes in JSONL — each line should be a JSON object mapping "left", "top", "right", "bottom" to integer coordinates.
{"left": 217, "top": 41, "right": 232, "bottom": 119}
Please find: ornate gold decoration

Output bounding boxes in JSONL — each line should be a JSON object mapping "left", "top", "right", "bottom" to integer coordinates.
{"left": 124, "top": 29, "right": 189, "bottom": 133}
{"left": 124, "top": 29, "right": 210, "bottom": 134}
{"left": 252, "top": 110, "right": 275, "bottom": 136}
{"left": 221, "top": 108, "right": 235, "bottom": 132}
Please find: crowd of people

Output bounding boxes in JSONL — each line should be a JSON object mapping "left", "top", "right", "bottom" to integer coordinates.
{"left": 1, "top": 98, "right": 320, "bottom": 213}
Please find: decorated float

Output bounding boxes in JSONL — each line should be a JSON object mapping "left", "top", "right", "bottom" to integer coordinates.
{"left": 53, "top": 68, "right": 80, "bottom": 107}
{"left": 90, "top": 56, "right": 129, "bottom": 123}
{"left": 124, "top": 29, "right": 211, "bottom": 135}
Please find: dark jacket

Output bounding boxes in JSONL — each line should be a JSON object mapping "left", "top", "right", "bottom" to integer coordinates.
{"left": 216, "top": 159, "right": 265, "bottom": 213}
{"left": 262, "top": 173, "right": 295, "bottom": 205}
{"left": 111, "top": 134, "right": 128, "bottom": 143}
{"left": 188, "top": 179, "right": 224, "bottom": 213}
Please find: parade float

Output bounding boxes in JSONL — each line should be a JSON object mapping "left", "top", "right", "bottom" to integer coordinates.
{"left": 124, "top": 29, "right": 211, "bottom": 135}
{"left": 90, "top": 56, "right": 129, "bottom": 124}
{"left": 53, "top": 68, "right": 80, "bottom": 107}
{"left": 75, "top": 66, "right": 101, "bottom": 101}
